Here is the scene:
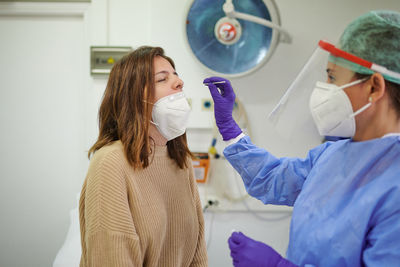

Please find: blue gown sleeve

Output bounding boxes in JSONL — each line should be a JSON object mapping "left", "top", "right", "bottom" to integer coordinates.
{"left": 362, "top": 191, "right": 400, "bottom": 265}
{"left": 223, "top": 136, "right": 331, "bottom": 206}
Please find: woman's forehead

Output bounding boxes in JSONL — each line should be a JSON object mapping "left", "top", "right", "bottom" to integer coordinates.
{"left": 154, "top": 56, "right": 174, "bottom": 71}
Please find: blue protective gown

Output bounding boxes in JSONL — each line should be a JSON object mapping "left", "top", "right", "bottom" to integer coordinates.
{"left": 223, "top": 135, "right": 400, "bottom": 266}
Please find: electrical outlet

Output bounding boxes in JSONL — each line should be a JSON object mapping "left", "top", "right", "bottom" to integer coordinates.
{"left": 201, "top": 98, "right": 214, "bottom": 111}
{"left": 204, "top": 196, "right": 219, "bottom": 210}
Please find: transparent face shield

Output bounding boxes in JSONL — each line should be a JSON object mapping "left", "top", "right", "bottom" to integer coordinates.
{"left": 268, "top": 42, "right": 329, "bottom": 147}
{"left": 268, "top": 40, "right": 400, "bottom": 146}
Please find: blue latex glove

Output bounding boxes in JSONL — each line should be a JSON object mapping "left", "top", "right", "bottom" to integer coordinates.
{"left": 228, "top": 232, "right": 298, "bottom": 267}
{"left": 203, "top": 76, "right": 242, "bottom": 141}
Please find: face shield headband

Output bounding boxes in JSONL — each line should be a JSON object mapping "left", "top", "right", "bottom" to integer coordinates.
{"left": 319, "top": 40, "right": 400, "bottom": 85}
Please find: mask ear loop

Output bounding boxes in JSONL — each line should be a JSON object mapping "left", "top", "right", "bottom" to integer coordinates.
{"left": 349, "top": 96, "right": 372, "bottom": 118}
{"left": 142, "top": 100, "right": 158, "bottom": 125}
{"left": 339, "top": 77, "right": 370, "bottom": 118}
{"left": 338, "top": 77, "right": 369, "bottom": 90}
{"left": 142, "top": 100, "right": 155, "bottom": 105}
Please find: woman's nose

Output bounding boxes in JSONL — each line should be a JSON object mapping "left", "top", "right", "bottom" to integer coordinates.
{"left": 174, "top": 77, "right": 184, "bottom": 91}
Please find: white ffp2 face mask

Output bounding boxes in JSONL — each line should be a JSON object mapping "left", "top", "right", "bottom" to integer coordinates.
{"left": 151, "top": 92, "right": 191, "bottom": 141}
{"left": 309, "top": 79, "right": 371, "bottom": 138}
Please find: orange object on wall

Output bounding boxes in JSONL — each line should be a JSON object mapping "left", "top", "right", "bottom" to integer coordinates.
{"left": 192, "top": 153, "right": 210, "bottom": 183}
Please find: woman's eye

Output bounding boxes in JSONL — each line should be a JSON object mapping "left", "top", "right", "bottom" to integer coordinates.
{"left": 328, "top": 75, "right": 336, "bottom": 83}
{"left": 156, "top": 78, "right": 166, "bottom": 83}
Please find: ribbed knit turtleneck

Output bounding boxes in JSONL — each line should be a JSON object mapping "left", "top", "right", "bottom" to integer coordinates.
{"left": 79, "top": 140, "right": 208, "bottom": 267}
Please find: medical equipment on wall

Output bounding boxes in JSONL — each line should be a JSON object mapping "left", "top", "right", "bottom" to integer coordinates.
{"left": 185, "top": 0, "right": 291, "bottom": 77}
{"left": 90, "top": 47, "right": 132, "bottom": 76}
{"left": 192, "top": 152, "right": 210, "bottom": 183}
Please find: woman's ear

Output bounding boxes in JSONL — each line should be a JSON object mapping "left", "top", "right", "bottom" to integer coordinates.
{"left": 369, "top": 73, "right": 386, "bottom": 103}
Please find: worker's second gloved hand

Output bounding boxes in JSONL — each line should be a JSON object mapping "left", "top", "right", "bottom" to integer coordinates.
{"left": 203, "top": 77, "right": 242, "bottom": 141}
{"left": 228, "top": 232, "right": 298, "bottom": 267}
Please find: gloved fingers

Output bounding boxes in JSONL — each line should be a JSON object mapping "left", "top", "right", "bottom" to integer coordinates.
{"left": 217, "top": 81, "right": 235, "bottom": 99}
{"left": 204, "top": 80, "right": 228, "bottom": 98}
{"left": 232, "top": 259, "right": 240, "bottom": 267}
{"left": 203, "top": 76, "right": 229, "bottom": 84}
{"left": 228, "top": 236, "right": 241, "bottom": 251}
{"left": 230, "top": 251, "right": 237, "bottom": 258}
{"left": 207, "top": 79, "right": 235, "bottom": 100}
{"left": 230, "top": 252, "right": 241, "bottom": 267}
{"left": 203, "top": 77, "right": 215, "bottom": 84}
{"left": 206, "top": 83, "right": 223, "bottom": 100}
{"left": 203, "top": 76, "right": 235, "bottom": 98}
{"left": 278, "top": 257, "right": 298, "bottom": 267}
{"left": 230, "top": 231, "right": 246, "bottom": 244}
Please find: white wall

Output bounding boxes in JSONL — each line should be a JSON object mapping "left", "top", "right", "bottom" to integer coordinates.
{"left": 0, "top": 0, "right": 399, "bottom": 266}
{"left": 0, "top": 4, "right": 89, "bottom": 267}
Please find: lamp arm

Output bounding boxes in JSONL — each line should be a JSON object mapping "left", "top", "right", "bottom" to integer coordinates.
{"left": 223, "top": 0, "right": 292, "bottom": 43}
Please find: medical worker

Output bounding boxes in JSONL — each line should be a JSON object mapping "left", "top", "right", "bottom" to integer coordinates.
{"left": 204, "top": 10, "right": 400, "bottom": 267}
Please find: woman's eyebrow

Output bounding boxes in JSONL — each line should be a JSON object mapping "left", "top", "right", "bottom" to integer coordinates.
{"left": 155, "top": 70, "right": 168, "bottom": 75}
{"left": 155, "top": 70, "right": 179, "bottom": 76}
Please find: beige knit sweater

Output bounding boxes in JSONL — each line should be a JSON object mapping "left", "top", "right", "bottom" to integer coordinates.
{"left": 79, "top": 140, "right": 208, "bottom": 267}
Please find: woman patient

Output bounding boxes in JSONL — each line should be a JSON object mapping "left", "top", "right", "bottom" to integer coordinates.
{"left": 79, "top": 46, "right": 208, "bottom": 267}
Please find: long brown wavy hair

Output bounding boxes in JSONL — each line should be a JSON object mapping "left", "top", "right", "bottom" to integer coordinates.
{"left": 88, "top": 46, "right": 193, "bottom": 169}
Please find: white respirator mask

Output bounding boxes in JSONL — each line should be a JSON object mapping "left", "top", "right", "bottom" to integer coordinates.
{"left": 151, "top": 92, "right": 191, "bottom": 141}
{"left": 309, "top": 78, "right": 371, "bottom": 138}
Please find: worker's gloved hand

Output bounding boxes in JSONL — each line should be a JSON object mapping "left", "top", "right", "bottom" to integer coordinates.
{"left": 228, "top": 232, "right": 298, "bottom": 267}
{"left": 203, "top": 76, "right": 242, "bottom": 141}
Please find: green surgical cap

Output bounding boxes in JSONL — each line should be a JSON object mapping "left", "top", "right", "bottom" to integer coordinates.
{"left": 336, "top": 10, "right": 400, "bottom": 84}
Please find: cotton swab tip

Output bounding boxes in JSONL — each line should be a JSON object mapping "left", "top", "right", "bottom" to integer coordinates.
{"left": 203, "top": 81, "right": 226, "bottom": 85}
